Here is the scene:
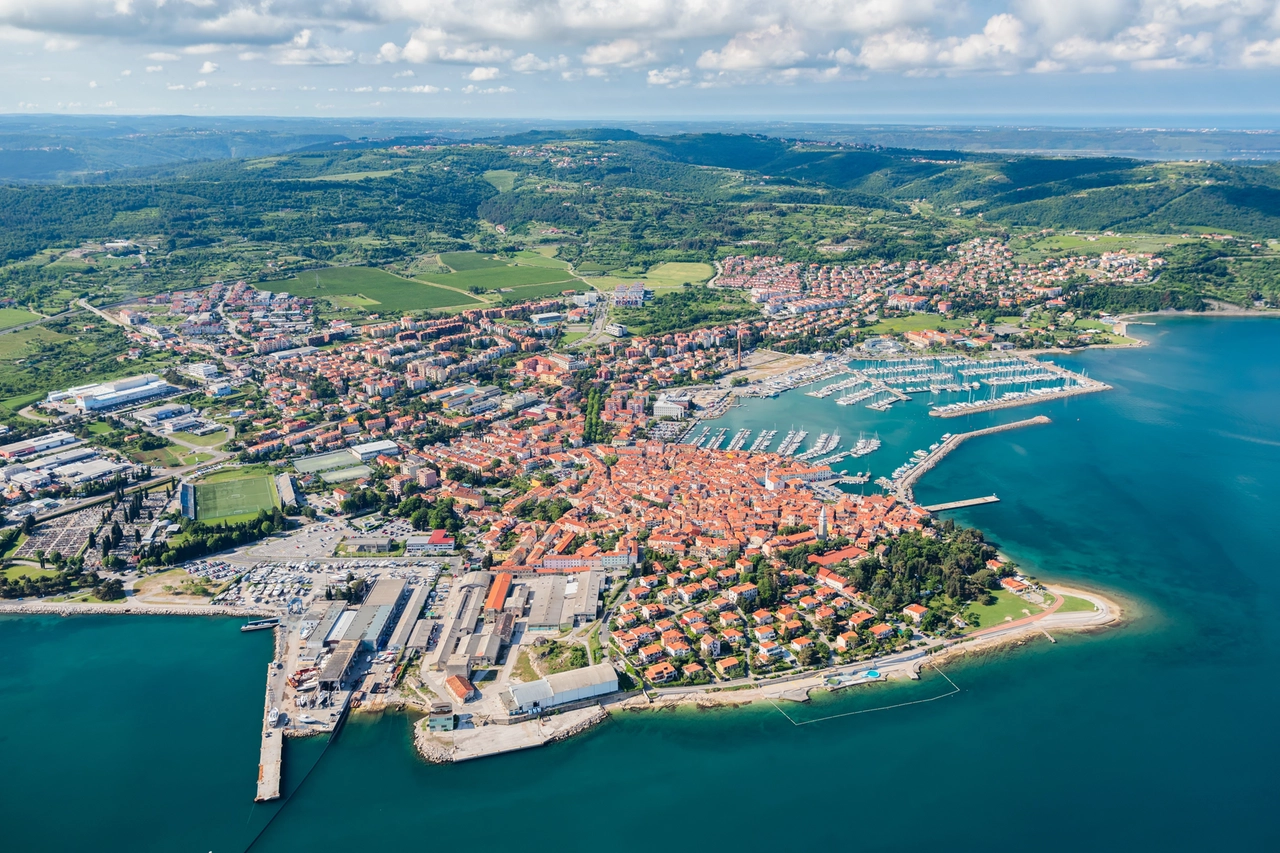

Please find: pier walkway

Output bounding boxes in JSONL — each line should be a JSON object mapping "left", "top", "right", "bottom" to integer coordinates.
{"left": 921, "top": 495, "right": 1000, "bottom": 512}
{"left": 255, "top": 659, "right": 283, "bottom": 802}
{"left": 895, "top": 416, "right": 1050, "bottom": 502}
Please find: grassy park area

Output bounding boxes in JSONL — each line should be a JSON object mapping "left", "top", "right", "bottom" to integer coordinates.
{"left": 964, "top": 590, "right": 1042, "bottom": 631}
{"left": 1056, "top": 595, "right": 1099, "bottom": 613}
{"left": 864, "top": 315, "right": 971, "bottom": 334}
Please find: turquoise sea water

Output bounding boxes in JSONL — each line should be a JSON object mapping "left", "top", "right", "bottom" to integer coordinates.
{"left": 3, "top": 316, "right": 1278, "bottom": 851}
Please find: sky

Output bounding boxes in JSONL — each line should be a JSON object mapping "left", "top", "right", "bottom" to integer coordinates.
{"left": 3, "top": 0, "right": 1280, "bottom": 123}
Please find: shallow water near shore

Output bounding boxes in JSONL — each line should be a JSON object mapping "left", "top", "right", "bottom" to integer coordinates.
{"left": 3, "top": 315, "right": 1278, "bottom": 852}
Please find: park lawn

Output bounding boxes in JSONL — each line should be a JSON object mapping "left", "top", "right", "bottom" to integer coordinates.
{"left": 263, "top": 266, "right": 484, "bottom": 312}
{"left": 1056, "top": 595, "right": 1098, "bottom": 613}
{"left": 483, "top": 169, "right": 517, "bottom": 192}
{"left": 865, "top": 315, "right": 971, "bottom": 334}
{"left": 2, "top": 564, "right": 58, "bottom": 581}
{"left": 87, "top": 421, "right": 114, "bottom": 435}
{"left": 0, "top": 307, "right": 41, "bottom": 330}
{"left": 418, "top": 264, "right": 575, "bottom": 291}
{"left": 194, "top": 474, "right": 279, "bottom": 522}
{"left": 0, "top": 326, "right": 72, "bottom": 360}
{"left": 964, "top": 590, "right": 1042, "bottom": 631}
{"left": 170, "top": 430, "right": 228, "bottom": 447}
{"left": 561, "top": 331, "right": 588, "bottom": 345}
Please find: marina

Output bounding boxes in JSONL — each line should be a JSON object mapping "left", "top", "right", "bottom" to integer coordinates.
{"left": 801, "top": 355, "right": 1106, "bottom": 419}
{"left": 748, "top": 429, "right": 777, "bottom": 452}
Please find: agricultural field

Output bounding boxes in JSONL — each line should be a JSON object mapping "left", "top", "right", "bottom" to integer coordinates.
{"left": 0, "top": 326, "right": 71, "bottom": 359}
{"left": 0, "top": 307, "right": 42, "bottom": 331}
{"left": 262, "top": 266, "right": 484, "bottom": 312}
{"left": 483, "top": 170, "right": 518, "bottom": 192}
{"left": 495, "top": 281, "right": 584, "bottom": 301}
{"left": 591, "top": 261, "right": 715, "bottom": 292}
{"left": 419, "top": 252, "right": 577, "bottom": 292}
{"left": 193, "top": 474, "right": 279, "bottom": 523}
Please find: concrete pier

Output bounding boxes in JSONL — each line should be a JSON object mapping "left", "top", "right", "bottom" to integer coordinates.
{"left": 255, "top": 660, "right": 284, "bottom": 802}
{"left": 921, "top": 495, "right": 1000, "bottom": 512}
{"left": 896, "top": 416, "right": 1050, "bottom": 502}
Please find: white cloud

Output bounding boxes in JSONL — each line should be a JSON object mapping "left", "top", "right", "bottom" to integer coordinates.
{"left": 199, "top": 61, "right": 219, "bottom": 74}
{"left": 857, "top": 15, "right": 1030, "bottom": 73}
{"left": 146, "top": 65, "right": 163, "bottom": 73}
{"left": 393, "top": 69, "right": 415, "bottom": 78}
{"left": 273, "top": 30, "right": 354, "bottom": 66}
{"left": 467, "top": 65, "right": 501, "bottom": 80}
{"left": 1241, "top": 37, "right": 1280, "bottom": 67}
{"left": 167, "top": 83, "right": 186, "bottom": 90}
{"left": 647, "top": 65, "right": 691, "bottom": 87}
{"left": 0, "top": 0, "right": 1277, "bottom": 91}
{"left": 379, "top": 26, "right": 512, "bottom": 65}
{"left": 512, "top": 53, "right": 569, "bottom": 73}
{"left": 88, "top": 80, "right": 97, "bottom": 88}
{"left": 582, "top": 38, "right": 655, "bottom": 67}
{"left": 462, "top": 84, "right": 515, "bottom": 94}
{"left": 194, "top": 79, "right": 207, "bottom": 88}
{"left": 120, "top": 69, "right": 131, "bottom": 76}
{"left": 697, "top": 24, "right": 808, "bottom": 70}
{"left": 404, "top": 84, "right": 442, "bottom": 93}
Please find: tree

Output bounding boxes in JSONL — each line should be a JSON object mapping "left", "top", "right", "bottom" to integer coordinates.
{"left": 94, "top": 578, "right": 125, "bottom": 601}
{"left": 35, "top": 549, "right": 46, "bottom": 569}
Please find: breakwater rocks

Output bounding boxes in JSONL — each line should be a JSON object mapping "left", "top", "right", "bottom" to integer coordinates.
{"left": 414, "top": 724, "right": 455, "bottom": 764}
{"left": 544, "top": 706, "right": 609, "bottom": 744}
{"left": 0, "top": 602, "right": 272, "bottom": 619}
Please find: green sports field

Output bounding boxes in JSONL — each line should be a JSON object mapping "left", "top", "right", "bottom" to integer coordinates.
{"left": 194, "top": 475, "right": 279, "bottom": 522}
{"left": 264, "top": 266, "right": 485, "bottom": 312}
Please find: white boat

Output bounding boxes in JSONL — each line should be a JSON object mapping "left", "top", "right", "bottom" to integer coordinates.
{"left": 298, "top": 714, "right": 321, "bottom": 724}
{"left": 296, "top": 678, "right": 319, "bottom": 692}
{"left": 268, "top": 707, "right": 281, "bottom": 727}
